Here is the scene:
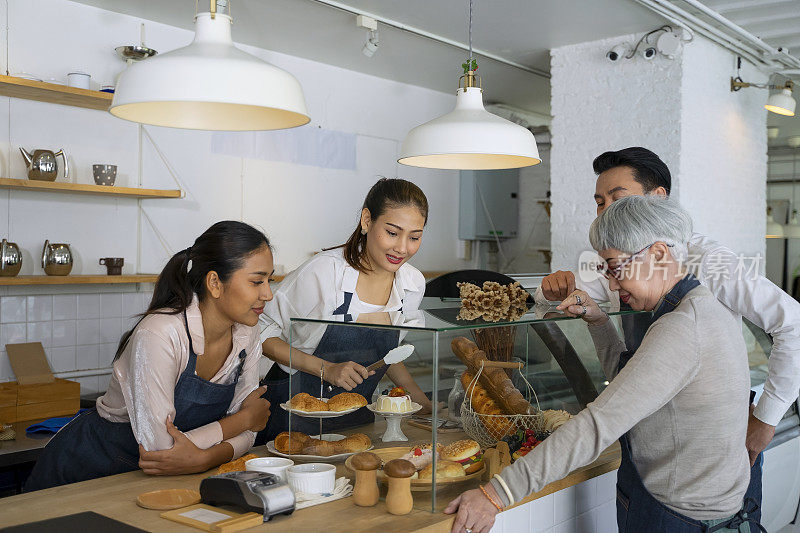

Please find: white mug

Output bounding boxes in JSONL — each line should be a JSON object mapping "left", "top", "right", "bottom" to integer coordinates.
{"left": 245, "top": 457, "right": 294, "bottom": 483}
{"left": 67, "top": 72, "right": 91, "bottom": 89}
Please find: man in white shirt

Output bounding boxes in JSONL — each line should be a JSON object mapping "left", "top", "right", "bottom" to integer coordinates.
{"left": 536, "top": 147, "right": 800, "bottom": 520}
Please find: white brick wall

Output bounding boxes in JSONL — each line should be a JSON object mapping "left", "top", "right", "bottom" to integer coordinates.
{"left": 0, "top": 288, "right": 151, "bottom": 392}
{"left": 489, "top": 470, "right": 618, "bottom": 533}
{"left": 550, "top": 32, "right": 767, "bottom": 270}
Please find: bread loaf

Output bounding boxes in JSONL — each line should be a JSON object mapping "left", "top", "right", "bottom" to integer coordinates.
{"left": 461, "top": 371, "right": 514, "bottom": 438}
{"left": 275, "top": 431, "right": 311, "bottom": 454}
{"left": 452, "top": 337, "right": 531, "bottom": 415}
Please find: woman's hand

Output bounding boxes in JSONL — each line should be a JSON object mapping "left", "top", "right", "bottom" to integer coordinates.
{"left": 138, "top": 417, "right": 210, "bottom": 475}
{"left": 239, "top": 385, "right": 271, "bottom": 432}
{"left": 444, "top": 487, "right": 501, "bottom": 533}
{"left": 325, "top": 361, "right": 375, "bottom": 391}
{"left": 556, "top": 289, "right": 608, "bottom": 326}
{"left": 419, "top": 401, "right": 446, "bottom": 416}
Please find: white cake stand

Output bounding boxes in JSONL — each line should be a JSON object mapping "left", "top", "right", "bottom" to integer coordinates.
{"left": 367, "top": 402, "right": 423, "bottom": 442}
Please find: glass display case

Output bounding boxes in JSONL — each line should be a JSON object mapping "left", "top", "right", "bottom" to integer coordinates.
{"left": 271, "top": 292, "right": 784, "bottom": 514}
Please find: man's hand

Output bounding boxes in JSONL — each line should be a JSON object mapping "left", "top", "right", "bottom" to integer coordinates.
{"left": 138, "top": 417, "right": 210, "bottom": 475}
{"left": 746, "top": 404, "right": 775, "bottom": 466}
{"left": 541, "top": 271, "right": 576, "bottom": 301}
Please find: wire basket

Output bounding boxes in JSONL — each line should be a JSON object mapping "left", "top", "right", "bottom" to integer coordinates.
{"left": 460, "top": 360, "right": 545, "bottom": 448}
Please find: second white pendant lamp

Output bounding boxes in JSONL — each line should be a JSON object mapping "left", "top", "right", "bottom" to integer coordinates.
{"left": 110, "top": 1, "right": 310, "bottom": 131}
{"left": 398, "top": 0, "right": 540, "bottom": 170}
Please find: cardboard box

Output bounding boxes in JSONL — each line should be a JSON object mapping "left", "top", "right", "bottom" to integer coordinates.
{"left": 3, "top": 342, "right": 80, "bottom": 422}
{"left": 0, "top": 381, "right": 16, "bottom": 423}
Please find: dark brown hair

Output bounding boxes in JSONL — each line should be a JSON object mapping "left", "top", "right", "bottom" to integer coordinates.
{"left": 338, "top": 178, "right": 428, "bottom": 273}
{"left": 114, "top": 220, "right": 271, "bottom": 361}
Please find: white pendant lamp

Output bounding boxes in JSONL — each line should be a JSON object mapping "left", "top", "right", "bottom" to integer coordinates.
{"left": 110, "top": 1, "right": 309, "bottom": 131}
{"left": 765, "top": 82, "right": 796, "bottom": 117}
{"left": 398, "top": 0, "right": 540, "bottom": 170}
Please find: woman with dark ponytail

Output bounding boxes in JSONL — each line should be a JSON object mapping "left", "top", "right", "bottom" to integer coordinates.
{"left": 255, "top": 178, "right": 431, "bottom": 444}
{"left": 26, "top": 221, "right": 274, "bottom": 491}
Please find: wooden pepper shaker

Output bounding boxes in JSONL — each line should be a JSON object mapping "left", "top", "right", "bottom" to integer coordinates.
{"left": 384, "top": 459, "right": 415, "bottom": 515}
{"left": 351, "top": 452, "right": 381, "bottom": 507}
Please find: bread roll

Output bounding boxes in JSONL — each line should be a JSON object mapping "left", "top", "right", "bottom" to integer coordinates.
{"left": 418, "top": 460, "right": 466, "bottom": 480}
{"left": 461, "top": 371, "right": 515, "bottom": 438}
{"left": 453, "top": 337, "right": 531, "bottom": 415}
{"left": 301, "top": 438, "right": 338, "bottom": 457}
{"left": 327, "top": 392, "right": 368, "bottom": 412}
{"left": 217, "top": 453, "right": 259, "bottom": 474}
{"left": 289, "top": 392, "right": 329, "bottom": 412}
{"left": 274, "top": 431, "right": 311, "bottom": 454}
{"left": 334, "top": 433, "right": 372, "bottom": 453}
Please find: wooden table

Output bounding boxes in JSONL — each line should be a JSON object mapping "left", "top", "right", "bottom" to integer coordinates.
{"left": 0, "top": 420, "right": 620, "bottom": 532}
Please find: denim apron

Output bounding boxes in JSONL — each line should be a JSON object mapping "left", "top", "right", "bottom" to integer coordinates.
{"left": 25, "top": 312, "right": 246, "bottom": 492}
{"left": 256, "top": 291, "right": 399, "bottom": 444}
{"left": 615, "top": 274, "right": 764, "bottom": 532}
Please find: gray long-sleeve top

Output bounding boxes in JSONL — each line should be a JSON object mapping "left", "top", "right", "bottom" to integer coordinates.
{"left": 490, "top": 285, "right": 751, "bottom": 520}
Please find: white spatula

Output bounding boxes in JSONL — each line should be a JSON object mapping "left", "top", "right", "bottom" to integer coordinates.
{"left": 366, "top": 344, "right": 415, "bottom": 372}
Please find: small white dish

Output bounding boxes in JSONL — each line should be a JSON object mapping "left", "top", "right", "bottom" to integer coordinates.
{"left": 287, "top": 463, "right": 336, "bottom": 495}
{"left": 245, "top": 457, "right": 294, "bottom": 483}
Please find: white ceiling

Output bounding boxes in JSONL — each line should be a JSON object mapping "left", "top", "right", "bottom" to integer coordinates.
{"left": 71, "top": 0, "right": 665, "bottom": 117}
{"left": 73, "top": 0, "right": 800, "bottom": 143}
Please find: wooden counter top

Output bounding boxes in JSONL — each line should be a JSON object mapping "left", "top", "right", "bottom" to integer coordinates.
{"left": 0, "top": 420, "right": 620, "bottom": 532}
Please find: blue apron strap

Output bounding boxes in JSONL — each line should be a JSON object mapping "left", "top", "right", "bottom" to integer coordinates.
{"left": 333, "top": 292, "right": 354, "bottom": 322}
{"left": 705, "top": 498, "right": 767, "bottom": 533}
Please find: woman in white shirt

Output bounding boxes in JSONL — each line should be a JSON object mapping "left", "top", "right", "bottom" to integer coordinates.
{"left": 256, "top": 178, "right": 431, "bottom": 443}
{"left": 26, "top": 221, "right": 273, "bottom": 491}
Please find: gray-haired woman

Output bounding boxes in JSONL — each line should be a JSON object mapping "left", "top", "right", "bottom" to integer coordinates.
{"left": 445, "top": 196, "right": 762, "bottom": 533}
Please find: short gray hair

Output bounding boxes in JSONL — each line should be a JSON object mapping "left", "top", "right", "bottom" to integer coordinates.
{"left": 589, "top": 196, "right": 692, "bottom": 258}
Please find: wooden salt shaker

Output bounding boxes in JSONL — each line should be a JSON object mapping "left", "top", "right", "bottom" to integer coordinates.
{"left": 384, "top": 459, "right": 415, "bottom": 515}
{"left": 351, "top": 452, "right": 381, "bottom": 507}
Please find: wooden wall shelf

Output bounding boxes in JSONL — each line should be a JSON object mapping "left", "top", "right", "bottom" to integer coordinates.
{"left": 0, "top": 275, "right": 158, "bottom": 286}
{"left": 0, "top": 75, "right": 113, "bottom": 111}
{"left": 0, "top": 178, "right": 181, "bottom": 199}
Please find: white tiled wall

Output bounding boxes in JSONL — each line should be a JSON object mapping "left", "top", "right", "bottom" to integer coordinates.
{"left": 0, "top": 289, "right": 151, "bottom": 394}
{"left": 491, "top": 471, "right": 618, "bottom": 533}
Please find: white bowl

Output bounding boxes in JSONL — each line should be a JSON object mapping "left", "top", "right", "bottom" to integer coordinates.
{"left": 287, "top": 463, "right": 336, "bottom": 494}
{"left": 245, "top": 457, "right": 294, "bottom": 483}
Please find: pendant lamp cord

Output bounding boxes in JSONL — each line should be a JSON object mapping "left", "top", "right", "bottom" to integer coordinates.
{"left": 468, "top": 0, "right": 473, "bottom": 62}
{"left": 462, "top": 0, "right": 478, "bottom": 74}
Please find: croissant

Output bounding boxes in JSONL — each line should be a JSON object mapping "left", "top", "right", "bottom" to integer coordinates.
{"left": 452, "top": 337, "right": 531, "bottom": 415}
{"left": 301, "top": 438, "right": 339, "bottom": 457}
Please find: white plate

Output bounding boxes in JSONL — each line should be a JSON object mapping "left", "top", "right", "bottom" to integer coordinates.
{"left": 367, "top": 401, "right": 423, "bottom": 417}
{"left": 266, "top": 433, "right": 373, "bottom": 462}
{"left": 279, "top": 397, "right": 363, "bottom": 418}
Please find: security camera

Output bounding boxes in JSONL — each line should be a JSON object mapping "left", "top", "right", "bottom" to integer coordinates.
{"left": 606, "top": 44, "right": 629, "bottom": 62}
{"left": 641, "top": 47, "right": 657, "bottom": 60}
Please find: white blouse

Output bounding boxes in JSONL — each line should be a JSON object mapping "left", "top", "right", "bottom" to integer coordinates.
{"left": 259, "top": 248, "right": 426, "bottom": 374}
{"left": 96, "top": 297, "right": 261, "bottom": 458}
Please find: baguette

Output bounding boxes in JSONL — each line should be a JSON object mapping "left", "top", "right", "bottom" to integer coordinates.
{"left": 452, "top": 337, "right": 531, "bottom": 415}
{"left": 461, "top": 371, "right": 515, "bottom": 438}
